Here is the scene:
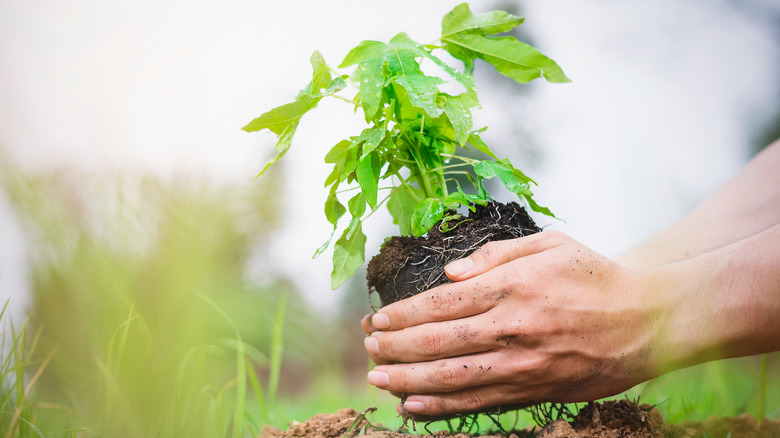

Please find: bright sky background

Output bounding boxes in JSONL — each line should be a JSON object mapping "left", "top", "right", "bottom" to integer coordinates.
{"left": 1, "top": 0, "right": 778, "bottom": 314}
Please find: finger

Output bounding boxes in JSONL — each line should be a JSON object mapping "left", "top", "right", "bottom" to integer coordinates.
{"left": 367, "top": 350, "right": 538, "bottom": 394}
{"left": 371, "top": 280, "right": 497, "bottom": 331}
{"left": 361, "top": 313, "right": 378, "bottom": 334}
{"left": 445, "top": 230, "right": 568, "bottom": 282}
{"left": 367, "top": 316, "right": 494, "bottom": 363}
{"left": 363, "top": 337, "right": 391, "bottom": 365}
{"left": 401, "top": 384, "right": 533, "bottom": 417}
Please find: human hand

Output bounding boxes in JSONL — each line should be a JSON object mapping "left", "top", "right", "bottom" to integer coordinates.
{"left": 361, "top": 231, "right": 667, "bottom": 417}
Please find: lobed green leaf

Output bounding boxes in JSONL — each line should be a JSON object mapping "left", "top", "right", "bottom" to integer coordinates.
{"left": 441, "top": 3, "right": 569, "bottom": 84}
{"left": 393, "top": 74, "right": 444, "bottom": 118}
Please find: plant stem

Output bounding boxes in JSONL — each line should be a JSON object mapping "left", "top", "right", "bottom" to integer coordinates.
{"left": 330, "top": 94, "right": 361, "bottom": 106}
{"left": 394, "top": 174, "right": 423, "bottom": 203}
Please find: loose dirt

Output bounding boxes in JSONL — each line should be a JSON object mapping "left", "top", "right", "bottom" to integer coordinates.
{"left": 260, "top": 403, "right": 780, "bottom": 438}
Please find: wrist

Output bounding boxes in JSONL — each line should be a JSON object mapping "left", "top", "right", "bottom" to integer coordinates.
{"left": 642, "top": 262, "right": 712, "bottom": 375}
{"left": 643, "top": 228, "right": 780, "bottom": 376}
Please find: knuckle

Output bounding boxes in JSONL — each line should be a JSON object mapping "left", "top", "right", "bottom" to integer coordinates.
{"left": 542, "top": 229, "right": 566, "bottom": 241}
{"left": 478, "top": 241, "right": 502, "bottom": 260}
{"left": 431, "top": 363, "right": 460, "bottom": 389}
{"left": 461, "top": 392, "right": 486, "bottom": 412}
{"left": 426, "top": 290, "right": 456, "bottom": 319}
{"left": 416, "top": 328, "right": 444, "bottom": 357}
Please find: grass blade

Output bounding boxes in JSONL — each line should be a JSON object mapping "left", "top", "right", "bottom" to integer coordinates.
{"left": 267, "top": 293, "right": 287, "bottom": 410}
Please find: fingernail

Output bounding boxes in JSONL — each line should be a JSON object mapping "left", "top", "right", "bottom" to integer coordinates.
{"left": 364, "top": 336, "right": 379, "bottom": 354}
{"left": 367, "top": 370, "right": 389, "bottom": 387}
{"left": 372, "top": 313, "right": 390, "bottom": 329}
{"left": 445, "top": 257, "right": 474, "bottom": 277}
{"left": 403, "top": 401, "right": 425, "bottom": 413}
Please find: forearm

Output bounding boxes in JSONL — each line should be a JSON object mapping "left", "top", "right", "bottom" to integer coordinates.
{"left": 648, "top": 223, "right": 780, "bottom": 374}
{"left": 619, "top": 139, "right": 780, "bottom": 269}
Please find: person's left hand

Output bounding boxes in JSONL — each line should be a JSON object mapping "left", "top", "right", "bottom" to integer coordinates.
{"left": 360, "top": 231, "right": 667, "bottom": 417}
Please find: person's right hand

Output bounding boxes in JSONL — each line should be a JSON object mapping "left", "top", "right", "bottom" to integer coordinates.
{"left": 360, "top": 231, "right": 671, "bottom": 417}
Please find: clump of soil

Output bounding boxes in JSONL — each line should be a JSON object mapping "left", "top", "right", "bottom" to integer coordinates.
{"left": 367, "top": 201, "right": 539, "bottom": 307}
{"left": 260, "top": 402, "right": 780, "bottom": 438}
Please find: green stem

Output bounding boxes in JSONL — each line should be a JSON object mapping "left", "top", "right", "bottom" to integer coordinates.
{"left": 330, "top": 94, "right": 361, "bottom": 106}
{"left": 415, "top": 173, "right": 435, "bottom": 199}
{"left": 393, "top": 173, "right": 423, "bottom": 203}
{"left": 439, "top": 172, "right": 448, "bottom": 198}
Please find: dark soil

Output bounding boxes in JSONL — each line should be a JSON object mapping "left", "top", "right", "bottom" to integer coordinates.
{"left": 366, "top": 201, "right": 539, "bottom": 307}
{"left": 260, "top": 403, "right": 780, "bottom": 438}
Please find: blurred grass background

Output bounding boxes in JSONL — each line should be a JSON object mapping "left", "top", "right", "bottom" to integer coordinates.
{"left": 0, "top": 161, "right": 777, "bottom": 437}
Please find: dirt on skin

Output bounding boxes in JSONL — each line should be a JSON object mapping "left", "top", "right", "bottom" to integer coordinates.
{"left": 366, "top": 201, "right": 539, "bottom": 308}
{"left": 259, "top": 403, "right": 780, "bottom": 438}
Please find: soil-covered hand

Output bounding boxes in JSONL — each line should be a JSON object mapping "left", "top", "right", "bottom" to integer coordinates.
{"left": 361, "top": 231, "right": 663, "bottom": 416}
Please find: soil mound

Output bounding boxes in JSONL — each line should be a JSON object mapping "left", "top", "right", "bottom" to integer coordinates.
{"left": 260, "top": 403, "right": 780, "bottom": 438}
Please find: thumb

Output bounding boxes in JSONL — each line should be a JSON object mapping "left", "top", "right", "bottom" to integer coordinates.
{"left": 444, "top": 231, "right": 567, "bottom": 281}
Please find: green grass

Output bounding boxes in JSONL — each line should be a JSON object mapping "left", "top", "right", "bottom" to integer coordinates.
{"left": 626, "top": 353, "right": 780, "bottom": 423}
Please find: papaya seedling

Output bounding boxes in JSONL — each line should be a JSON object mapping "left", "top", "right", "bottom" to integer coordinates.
{"left": 243, "top": 3, "right": 568, "bottom": 289}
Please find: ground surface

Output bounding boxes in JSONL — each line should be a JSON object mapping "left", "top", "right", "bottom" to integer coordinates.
{"left": 260, "top": 403, "right": 780, "bottom": 438}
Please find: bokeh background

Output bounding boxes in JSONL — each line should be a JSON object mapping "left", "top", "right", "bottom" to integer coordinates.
{"left": 0, "top": 0, "right": 778, "bottom": 435}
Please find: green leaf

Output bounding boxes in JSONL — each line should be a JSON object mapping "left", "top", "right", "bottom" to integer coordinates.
{"left": 312, "top": 228, "right": 337, "bottom": 259}
{"left": 474, "top": 35, "right": 569, "bottom": 83}
{"left": 420, "top": 50, "right": 477, "bottom": 97}
{"left": 339, "top": 40, "right": 387, "bottom": 68}
{"left": 340, "top": 33, "right": 428, "bottom": 122}
{"left": 411, "top": 198, "right": 445, "bottom": 237}
{"left": 320, "top": 76, "right": 347, "bottom": 97}
{"left": 242, "top": 98, "right": 314, "bottom": 135}
{"left": 442, "top": 93, "right": 478, "bottom": 145}
{"left": 244, "top": 50, "right": 342, "bottom": 176}
{"left": 444, "top": 187, "right": 488, "bottom": 212}
{"left": 353, "top": 126, "right": 386, "bottom": 159}
{"left": 356, "top": 152, "right": 381, "bottom": 209}
{"left": 441, "top": 3, "right": 569, "bottom": 83}
{"left": 252, "top": 123, "right": 298, "bottom": 177}
{"left": 310, "top": 51, "right": 332, "bottom": 94}
{"left": 324, "top": 190, "right": 346, "bottom": 225}
{"left": 345, "top": 216, "right": 361, "bottom": 239}
{"left": 393, "top": 74, "right": 444, "bottom": 118}
{"left": 387, "top": 187, "right": 419, "bottom": 236}
{"left": 325, "top": 139, "right": 359, "bottom": 183}
{"left": 523, "top": 191, "right": 557, "bottom": 219}
{"left": 442, "top": 3, "right": 525, "bottom": 39}
{"left": 331, "top": 222, "right": 366, "bottom": 289}
{"left": 348, "top": 192, "right": 366, "bottom": 218}
{"left": 243, "top": 98, "right": 316, "bottom": 177}
{"left": 466, "top": 132, "right": 498, "bottom": 159}
{"left": 474, "top": 159, "right": 536, "bottom": 194}
{"left": 444, "top": 191, "right": 471, "bottom": 209}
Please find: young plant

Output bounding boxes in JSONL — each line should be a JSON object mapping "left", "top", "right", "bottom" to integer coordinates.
{"left": 243, "top": 3, "right": 568, "bottom": 289}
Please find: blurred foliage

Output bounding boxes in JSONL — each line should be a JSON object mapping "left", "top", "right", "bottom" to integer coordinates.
{"left": 1, "top": 166, "right": 325, "bottom": 436}
{"left": 1, "top": 163, "right": 778, "bottom": 436}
